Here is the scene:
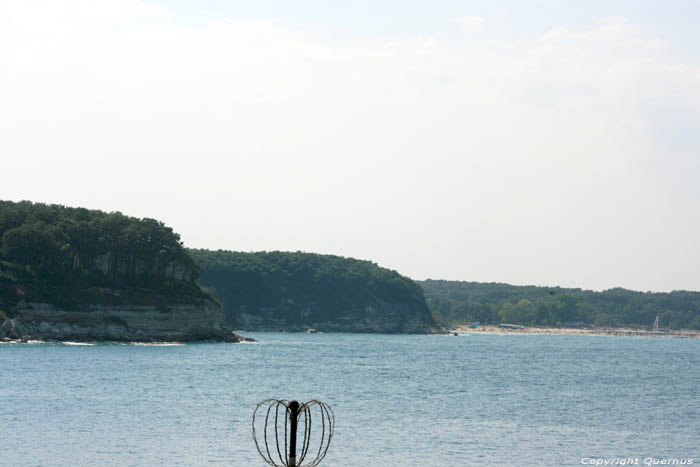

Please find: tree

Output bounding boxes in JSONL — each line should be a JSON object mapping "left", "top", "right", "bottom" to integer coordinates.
{"left": 1, "top": 222, "right": 66, "bottom": 276}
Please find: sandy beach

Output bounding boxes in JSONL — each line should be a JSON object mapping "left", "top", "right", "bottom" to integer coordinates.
{"left": 449, "top": 324, "right": 700, "bottom": 339}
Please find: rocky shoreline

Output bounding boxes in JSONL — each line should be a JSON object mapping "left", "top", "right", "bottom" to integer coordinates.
{"left": 0, "top": 299, "right": 254, "bottom": 343}
{"left": 0, "top": 317, "right": 252, "bottom": 343}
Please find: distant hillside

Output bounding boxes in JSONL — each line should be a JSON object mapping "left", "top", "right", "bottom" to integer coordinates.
{"left": 419, "top": 280, "right": 700, "bottom": 330}
{"left": 190, "top": 249, "right": 438, "bottom": 333}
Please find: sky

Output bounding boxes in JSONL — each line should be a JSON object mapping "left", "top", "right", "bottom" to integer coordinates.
{"left": 1, "top": 1, "right": 699, "bottom": 292}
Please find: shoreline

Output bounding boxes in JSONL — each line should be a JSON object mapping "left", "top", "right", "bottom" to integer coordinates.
{"left": 448, "top": 324, "right": 700, "bottom": 339}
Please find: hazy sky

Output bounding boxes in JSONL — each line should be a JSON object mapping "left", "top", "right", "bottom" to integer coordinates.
{"left": 2, "top": 1, "right": 699, "bottom": 292}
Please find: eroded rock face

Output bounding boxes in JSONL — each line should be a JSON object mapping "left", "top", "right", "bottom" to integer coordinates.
{"left": 0, "top": 299, "right": 249, "bottom": 343}
{"left": 234, "top": 301, "right": 437, "bottom": 334}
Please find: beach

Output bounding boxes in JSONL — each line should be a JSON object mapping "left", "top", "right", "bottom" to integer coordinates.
{"left": 450, "top": 324, "right": 700, "bottom": 339}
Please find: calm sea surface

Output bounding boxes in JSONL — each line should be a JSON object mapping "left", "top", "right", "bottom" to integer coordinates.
{"left": 1, "top": 333, "right": 698, "bottom": 466}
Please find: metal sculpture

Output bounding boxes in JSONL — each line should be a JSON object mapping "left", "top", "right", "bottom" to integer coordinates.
{"left": 252, "top": 399, "right": 334, "bottom": 467}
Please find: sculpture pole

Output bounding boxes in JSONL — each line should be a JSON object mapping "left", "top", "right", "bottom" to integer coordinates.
{"left": 289, "top": 400, "right": 299, "bottom": 467}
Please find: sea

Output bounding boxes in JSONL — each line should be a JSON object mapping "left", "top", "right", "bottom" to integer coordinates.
{"left": 1, "top": 332, "right": 698, "bottom": 466}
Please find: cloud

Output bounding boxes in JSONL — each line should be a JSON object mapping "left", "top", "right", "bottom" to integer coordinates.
{"left": 456, "top": 15, "right": 485, "bottom": 30}
{"left": 1, "top": 4, "right": 699, "bottom": 290}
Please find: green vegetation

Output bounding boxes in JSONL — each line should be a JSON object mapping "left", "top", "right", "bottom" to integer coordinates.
{"left": 190, "top": 249, "right": 434, "bottom": 329}
{"left": 420, "top": 280, "right": 700, "bottom": 330}
{"left": 5, "top": 199, "right": 698, "bottom": 332}
{"left": 0, "top": 200, "right": 202, "bottom": 297}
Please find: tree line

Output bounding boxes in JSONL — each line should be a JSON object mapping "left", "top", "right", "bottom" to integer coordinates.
{"left": 0, "top": 200, "right": 199, "bottom": 288}
{"left": 189, "top": 249, "right": 432, "bottom": 324}
{"left": 420, "top": 280, "right": 700, "bottom": 330}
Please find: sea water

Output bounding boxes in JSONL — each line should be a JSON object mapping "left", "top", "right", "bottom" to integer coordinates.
{"left": 1, "top": 333, "right": 698, "bottom": 466}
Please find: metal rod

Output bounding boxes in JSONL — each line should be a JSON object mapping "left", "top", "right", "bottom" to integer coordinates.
{"left": 289, "top": 400, "right": 299, "bottom": 467}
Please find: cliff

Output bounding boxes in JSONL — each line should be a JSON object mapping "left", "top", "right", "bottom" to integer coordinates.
{"left": 190, "top": 250, "right": 438, "bottom": 334}
{"left": 234, "top": 301, "right": 436, "bottom": 333}
{"left": 0, "top": 282, "right": 250, "bottom": 342}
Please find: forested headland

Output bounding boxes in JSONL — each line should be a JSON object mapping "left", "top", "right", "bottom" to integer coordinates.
{"left": 420, "top": 280, "right": 700, "bottom": 330}
{"left": 0, "top": 200, "right": 247, "bottom": 342}
{"left": 0, "top": 200, "right": 205, "bottom": 314}
{"left": 190, "top": 249, "right": 437, "bottom": 333}
{"left": 0, "top": 200, "right": 199, "bottom": 285}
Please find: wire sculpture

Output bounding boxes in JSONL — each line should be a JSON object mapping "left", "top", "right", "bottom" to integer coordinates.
{"left": 252, "top": 399, "right": 334, "bottom": 467}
